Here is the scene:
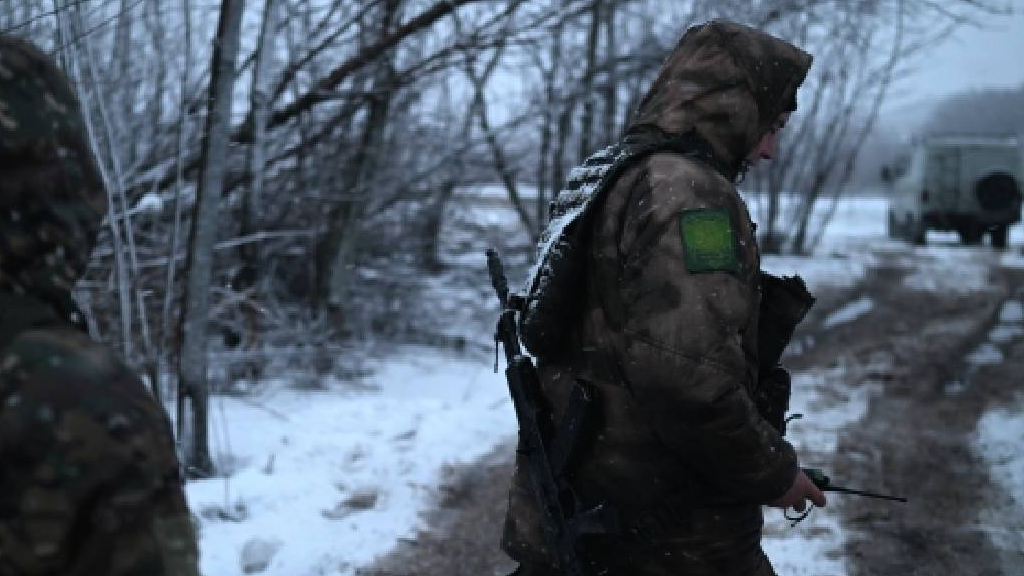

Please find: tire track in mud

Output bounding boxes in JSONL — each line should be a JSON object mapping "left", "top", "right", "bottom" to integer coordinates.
{"left": 787, "top": 251, "right": 1024, "bottom": 576}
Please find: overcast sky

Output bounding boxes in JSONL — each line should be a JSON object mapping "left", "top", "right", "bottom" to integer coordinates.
{"left": 880, "top": 6, "right": 1024, "bottom": 130}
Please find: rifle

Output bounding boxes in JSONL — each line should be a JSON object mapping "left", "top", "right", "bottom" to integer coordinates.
{"left": 486, "top": 249, "right": 617, "bottom": 576}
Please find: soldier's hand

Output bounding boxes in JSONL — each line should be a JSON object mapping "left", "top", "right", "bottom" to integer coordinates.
{"left": 769, "top": 469, "right": 826, "bottom": 511}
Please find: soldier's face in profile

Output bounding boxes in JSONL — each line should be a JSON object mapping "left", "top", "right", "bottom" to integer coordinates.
{"left": 748, "top": 112, "right": 791, "bottom": 165}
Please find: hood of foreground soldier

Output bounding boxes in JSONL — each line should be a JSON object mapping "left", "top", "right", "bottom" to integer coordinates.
{"left": 0, "top": 35, "right": 107, "bottom": 322}
{"left": 628, "top": 20, "right": 813, "bottom": 180}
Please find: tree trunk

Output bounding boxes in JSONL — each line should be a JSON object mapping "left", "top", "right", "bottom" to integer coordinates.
{"left": 242, "top": 0, "right": 280, "bottom": 248}
{"left": 66, "top": 0, "right": 137, "bottom": 363}
{"left": 111, "top": 0, "right": 137, "bottom": 168}
{"left": 177, "top": 0, "right": 245, "bottom": 478}
{"left": 602, "top": 0, "right": 617, "bottom": 144}
{"left": 801, "top": 4, "right": 905, "bottom": 252}
{"left": 535, "top": 21, "right": 564, "bottom": 230}
{"left": 145, "top": 0, "right": 168, "bottom": 156}
{"left": 578, "top": 0, "right": 602, "bottom": 160}
{"left": 423, "top": 180, "right": 456, "bottom": 270}
{"left": 288, "top": 0, "right": 322, "bottom": 309}
{"left": 236, "top": 0, "right": 280, "bottom": 382}
{"left": 552, "top": 96, "right": 576, "bottom": 200}
{"left": 317, "top": 0, "right": 402, "bottom": 317}
{"left": 466, "top": 43, "right": 538, "bottom": 240}
{"left": 160, "top": 0, "right": 193, "bottom": 414}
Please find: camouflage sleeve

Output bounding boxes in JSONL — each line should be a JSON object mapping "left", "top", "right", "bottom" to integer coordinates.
{"left": 0, "top": 328, "right": 200, "bottom": 576}
{"left": 610, "top": 156, "right": 797, "bottom": 503}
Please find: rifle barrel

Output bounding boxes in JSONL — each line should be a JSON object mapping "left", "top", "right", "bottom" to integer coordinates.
{"left": 824, "top": 486, "right": 907, "bottom": 503}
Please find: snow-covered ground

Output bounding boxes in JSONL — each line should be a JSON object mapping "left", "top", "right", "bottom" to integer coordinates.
{"left": 187, "top": 350, "right": 515, "bottom": 576}
{"left": 823, "top": 297, "right": 875, "bottom": 329}
{"left": 976, "top": 395, "right": 1024, "bottom": 550}
{"left": 188, "top": 191, "right": 1024, "bottom": 575}
{"left": 974, "top": 297, "right": 1024, "bottom": 554}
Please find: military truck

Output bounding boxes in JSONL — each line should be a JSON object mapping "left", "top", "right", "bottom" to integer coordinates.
{"left": 884, "top": 135, "right": 1023, "bottom": 247}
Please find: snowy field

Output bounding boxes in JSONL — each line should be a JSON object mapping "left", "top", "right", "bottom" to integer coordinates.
{"left": 187, "top": 191, "right": 1024, "bottom": 575}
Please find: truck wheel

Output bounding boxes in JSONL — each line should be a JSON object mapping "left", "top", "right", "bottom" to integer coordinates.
{"left": 991, "top": 225, "right": 1009, "bottom": 249}
{"left": 911, "top": 221, "right": 927, "bottom": 245}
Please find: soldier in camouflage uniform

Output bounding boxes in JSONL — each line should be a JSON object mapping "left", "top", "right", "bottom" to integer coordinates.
{"left": 503, "top": 21, "right": 824, "bottom": 575}
{"left": 0, "top": 35, "right": 200, "bottom": 575}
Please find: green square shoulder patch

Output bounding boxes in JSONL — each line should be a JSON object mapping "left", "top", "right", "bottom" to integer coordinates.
{"left": 679, "top": 208, "right": 739, "bottom": 274}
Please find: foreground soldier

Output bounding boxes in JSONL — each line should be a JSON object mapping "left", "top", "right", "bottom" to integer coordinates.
{"left": 0, "top": 35, "right": 200, "bottom": 575}
{"left": 502, "top": 21, "right": 824, "bottom": 575}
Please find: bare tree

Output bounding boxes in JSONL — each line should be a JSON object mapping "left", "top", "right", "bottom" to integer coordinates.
{"left": 316, "top": 0, "right": 403, "bottom": 317}
{"left": 578, "top": 0, "right": 602, "bottom": 160}
{"left": 177, "top": 0, "right": 246, "bottom": 477}
{"left": 740, "top": 0, "right": 1006, "bottom": 254}
{"left": 157, "top": 0, "right": 194, "bottom": 413}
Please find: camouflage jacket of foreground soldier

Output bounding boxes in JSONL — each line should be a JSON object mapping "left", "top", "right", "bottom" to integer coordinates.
{"left": 0, "top": 35, "right": 200, "bottom": 576}
{"left": 502, "top": 21, "right": 813, "bottom": 576}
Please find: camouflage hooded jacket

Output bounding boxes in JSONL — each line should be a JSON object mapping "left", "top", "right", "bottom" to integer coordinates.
{"left": 503, "top": 20, "right": 813, "bottom": 573}
{"left": 0, "top": 36, "right": 200, "bottom": 576}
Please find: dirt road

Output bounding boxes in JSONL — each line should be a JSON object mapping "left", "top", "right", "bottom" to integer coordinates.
{"left": 788, "top": 247, "right": 1024, "bottom": 575}
{"left": 362, "top": 244, "right": 1024, "bottom": 576}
